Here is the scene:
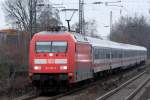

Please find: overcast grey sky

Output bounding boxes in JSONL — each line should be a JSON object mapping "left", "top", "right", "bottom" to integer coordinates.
{"left": 0, "top": 0, "right": 6, "bottom": 30}
{"left": 0, "top": 0, "right": 150, "bottom": 37}
{"left": 51, "top": 0, "right": 150, "bottom": 37}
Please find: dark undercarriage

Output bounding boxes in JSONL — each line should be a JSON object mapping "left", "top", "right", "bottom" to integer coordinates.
{"left": 32, "top": 74, "right": 69, "bottom": 93}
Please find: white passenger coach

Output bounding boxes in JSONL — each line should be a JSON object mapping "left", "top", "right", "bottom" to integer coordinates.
{"left": 86, "top": 36, "right": 147, "bottom": 73}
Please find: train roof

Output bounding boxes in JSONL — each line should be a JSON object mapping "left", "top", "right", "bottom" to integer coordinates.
{"left": 72, "top": 32, "right": 147, "bottom": 51}
{"left": 35, "top": 31, "right": 147, "bottom": 51}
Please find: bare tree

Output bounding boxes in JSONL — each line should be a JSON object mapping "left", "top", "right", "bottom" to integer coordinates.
{"left": 36, "top": 4, "right": 62, "bottom": 32}
{"left": 4, "top": 0, "right": 33, "bottom": 32}
{"left": 3, "top": 0, "right": 61, "bottom": 38}
{"left": 110, "top": 15, "right": 150, "bottom": 57}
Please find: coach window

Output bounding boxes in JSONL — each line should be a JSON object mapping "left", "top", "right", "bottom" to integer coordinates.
{"left": 115, "top": 50, "right": 118, "bottom": 58}
{"left": 98, "top": 49, "right": 100, "bottom": 59}
{"left": 103, "top": 49, "right": 106, "bottom": 59}
{"left": 106, "top": 49, "right": 110, "bottom": 59}
{"left": 52, "top": 41, "right": 67, "bottom": 52}
{"left": 96, "top": 48, "right": 99, "bottom": 59}
{"left": 94, "top": 48, "right": 96, "bottom": 59}
{"left": 124, "top": 51, "right": 126, "bottom": 57}
{"left": 102, "top": 49, "right": 105, "bottom": 59}
{"left": 99, "top": 49, "right": 103, "bottom": 59}
{"left": 101, "top": 49, "right": 105, "bottom": 59}
{"left": 111, "top": 50, "right": 115, "bottom": 58}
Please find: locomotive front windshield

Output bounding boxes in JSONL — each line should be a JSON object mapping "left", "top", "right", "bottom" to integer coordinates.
{"left": 36, "top": 41, "right": 67, "bottom": 53}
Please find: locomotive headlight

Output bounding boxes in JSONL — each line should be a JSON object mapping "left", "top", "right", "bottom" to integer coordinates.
{"left": 34, "top": 66, "right": 41, "bottom": 70}
{"left": 34, "top": 59, "right": 47, "bottom": 64}
{"left": 60, "top": 66, "right": 67, "bottom": 70}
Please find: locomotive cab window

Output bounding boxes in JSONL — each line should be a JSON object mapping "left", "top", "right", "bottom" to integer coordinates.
{"left": 36, "top": 42, "right": 51, "bottom": 52}
{"left": 36, "top": 41, "right": 67, "bottom": 53}
{"left": 52, "top": 41, "right": 67, "bottom": 52}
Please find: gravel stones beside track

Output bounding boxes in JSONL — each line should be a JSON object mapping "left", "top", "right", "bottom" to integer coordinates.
{"left": 58, "top": 66, "right": 148, "bottom": 100}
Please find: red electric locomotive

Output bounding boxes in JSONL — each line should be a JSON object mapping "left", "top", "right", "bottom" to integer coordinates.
{"left": 29, "top": 31, "right": 93, "bottom": 92}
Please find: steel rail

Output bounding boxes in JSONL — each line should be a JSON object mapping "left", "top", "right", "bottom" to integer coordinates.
{"left": 125, "top": 76, "right": 150, "bottom": 100}
{"left": 96, "top": 70, "right": 148, "bottom": 100}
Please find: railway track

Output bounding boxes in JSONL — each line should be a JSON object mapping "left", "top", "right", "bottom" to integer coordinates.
{"left": 17, "top": 82, "right": 91, "bottom": 100}
{"left": 15, "top": 65, "right": 148, "bottom": 100}
{"left": 96, "top": 68, "right": 150, "bottom": 100}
